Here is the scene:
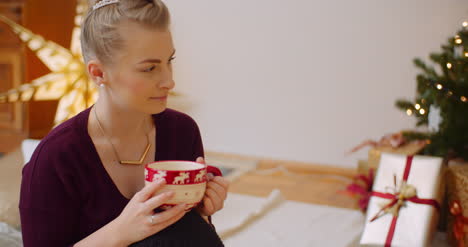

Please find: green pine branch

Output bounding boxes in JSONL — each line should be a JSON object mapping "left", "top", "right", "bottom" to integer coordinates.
{"left": 395, "top": 24, "right": 468, "bottom": 161}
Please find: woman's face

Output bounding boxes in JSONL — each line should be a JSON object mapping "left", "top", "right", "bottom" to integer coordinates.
{"left": 103, "top": 20, "right": 176, "bottom": 115}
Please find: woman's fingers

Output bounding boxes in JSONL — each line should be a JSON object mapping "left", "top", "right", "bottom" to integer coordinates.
{"left": 205, "top": 188, "right": 223, "bottom": 209}
{"left": 143, "top": 191, "right": 174, "bottom": 211}
{"left": 212, "top": 176, "right": 229, "bottom": 190}
{"left": 202, "top": 197, "right": 215, "bottom": 214}
{"left": 150, "top": 203, "right": 186, "bottom": 226}
{"left": 196, "top": 157, "right": 205, "bottom": 164}
{"left": 135, "top": 179, "right": 166, "bottom": 202}
{"left": 153, "top": 207, "right": 187, "bottom": 230}
{"left": 207, "top": 181, "right": 227, "bottom": 200}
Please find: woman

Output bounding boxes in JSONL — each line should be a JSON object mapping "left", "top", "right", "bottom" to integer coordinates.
{"left": 19, "top": 0, "right": 228, "bottom": 246}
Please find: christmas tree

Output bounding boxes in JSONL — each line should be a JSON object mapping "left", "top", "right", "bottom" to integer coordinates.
{"left": 395, "top": 21, "right": 468, "bottom": 161}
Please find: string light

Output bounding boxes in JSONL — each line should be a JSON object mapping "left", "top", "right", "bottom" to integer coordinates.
{"left": 436, "top": 84, "right": 443, "bottom": 90}
{"left": 419, "top": 109, "right": 426, "bottom": 115}
{"left": 447, "top": 63, "right": 453, "bottom": 69}
{"left": 463, "top": 21, "right": 468, "bottom": 28}
{"left": 415, "top": 104, "right": 421, "bottom": 110}
{"left": 447, "top": 91, "right": 453, "bottom": 96}
{"left": 406, "top": 109, "right": 413, "bottom": 116}
{"left": 465, "top": 52, "right": 468, "bottom": 57}
{"left": 461, "top": 96, "right": 467, "bottom": 102}
{"left": 455, "top": 37, "right": 463, "bottom": 44}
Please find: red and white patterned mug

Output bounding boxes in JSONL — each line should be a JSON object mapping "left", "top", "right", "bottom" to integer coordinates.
{"left": 144, "top": 160, "right": 222, "bottom": 210}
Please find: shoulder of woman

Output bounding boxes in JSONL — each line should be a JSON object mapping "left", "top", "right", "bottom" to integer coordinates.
{"left": 26, "top": 113, "right": 88, "bottom": 171}
{"left": 158, "top": 108, "right": 200, "bottom": 129}
{"left": 20, "top": 114, "right": 88, "bottom": 208}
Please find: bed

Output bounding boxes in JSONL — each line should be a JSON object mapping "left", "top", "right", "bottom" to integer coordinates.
{"left": 0, "top": 140, "right": 452, "bottom": 246}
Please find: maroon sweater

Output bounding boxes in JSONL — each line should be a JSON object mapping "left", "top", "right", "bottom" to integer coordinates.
{"left": 19, "top": 107, "right": 224, "bottom": 247}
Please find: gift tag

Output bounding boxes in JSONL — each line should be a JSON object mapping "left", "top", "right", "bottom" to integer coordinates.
{"left": 428, "top": 105, "right": 441, "bottom": 132}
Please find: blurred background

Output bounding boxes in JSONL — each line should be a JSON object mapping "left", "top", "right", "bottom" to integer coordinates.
{"left": 0, "top": 0, "right": 467, "bottom": 167}
{"left": 0, "top": 1, "right": 467, "bottom": 246}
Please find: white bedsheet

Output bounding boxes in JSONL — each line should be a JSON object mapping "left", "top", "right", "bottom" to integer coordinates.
{"left": 214, "top": 192, "right": 451, "bottom": 247}
{"left": 0, "top": 223, "right": 22, "bottom": 247}
{"left": 0, "top": 191, "right": 451, "bottom": 247}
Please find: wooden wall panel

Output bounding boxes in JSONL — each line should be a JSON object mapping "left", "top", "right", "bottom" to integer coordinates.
{"left": 0, "top": 1, "right": 26, "bottom": 143}
{"left": 23, "top": 0, "right": 76, "bottom": 139}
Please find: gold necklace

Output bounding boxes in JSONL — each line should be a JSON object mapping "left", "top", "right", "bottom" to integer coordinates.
{"left": 93, "top": 106, "right": 152, "bottom": 165}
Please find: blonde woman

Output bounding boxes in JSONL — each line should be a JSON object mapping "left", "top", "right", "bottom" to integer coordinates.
{"left": 19, "top": 0, "right": 228, "bottom": 246}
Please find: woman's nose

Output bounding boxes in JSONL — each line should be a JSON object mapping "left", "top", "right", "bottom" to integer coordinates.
{"left": 160, "top": 78, "right": 175, "bottom": 90}
{"left": 159, "top": 67, "right": 175, "bottom": 90}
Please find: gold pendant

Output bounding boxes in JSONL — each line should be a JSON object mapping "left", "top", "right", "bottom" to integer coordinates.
{"left": 119, "top": 143, "right": 151, "bottom": 165}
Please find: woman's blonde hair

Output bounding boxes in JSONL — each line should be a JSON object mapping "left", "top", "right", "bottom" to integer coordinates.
{"left": 81, "top": 0, "right": 171, "bottom": 65}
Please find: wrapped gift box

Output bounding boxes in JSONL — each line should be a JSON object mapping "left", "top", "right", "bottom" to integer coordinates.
{"left": 446, "top": 163, "right": 468, "bottom": 247}
{"left": 367, "top": 141, "right": 427, "bottom": 171}
{"left": 360, "top": 153, "right": 444, "bottom": 247}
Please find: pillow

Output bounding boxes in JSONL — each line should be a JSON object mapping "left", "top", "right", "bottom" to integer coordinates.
{"left": 0, "top": 148, "right": 24, "bottom": 229}
{"left": 0, "top": 222, "right": 22, "bottom": 247}
{"left": 21, "top": 139, "right": 41, "bottom": 165}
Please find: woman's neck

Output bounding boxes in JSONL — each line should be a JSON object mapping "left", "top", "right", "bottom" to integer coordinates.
{"left": 92, "top": 99, "right": 154, "bottom": 140}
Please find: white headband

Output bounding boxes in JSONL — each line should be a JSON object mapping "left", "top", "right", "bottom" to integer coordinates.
{"left": 93, "top": 0, "right": 120, "bottom": 11}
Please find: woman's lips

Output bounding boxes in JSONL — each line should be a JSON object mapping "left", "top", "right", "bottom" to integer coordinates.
{"left": 150, "top": 96, "right": 167, "bottom": 100}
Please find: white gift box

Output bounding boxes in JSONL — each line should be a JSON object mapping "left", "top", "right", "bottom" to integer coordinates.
{"left": 359, "top": 153, "right": 444, "bottom": 247}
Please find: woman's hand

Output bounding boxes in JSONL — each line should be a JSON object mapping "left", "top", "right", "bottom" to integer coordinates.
{"left": 113, "top": 180, "right": 187, "bottom": 245}
{"left": 195, "top": 157, "right": 229, "bottom": 216}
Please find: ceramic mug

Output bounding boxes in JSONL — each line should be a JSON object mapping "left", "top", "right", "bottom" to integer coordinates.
{"left": 144, "top": 160, "right": 222, "bottom": 210}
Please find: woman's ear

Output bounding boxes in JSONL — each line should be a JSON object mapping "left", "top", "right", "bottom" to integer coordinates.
{"left": 87, "top": 60, "right": 106, "bottom": 87}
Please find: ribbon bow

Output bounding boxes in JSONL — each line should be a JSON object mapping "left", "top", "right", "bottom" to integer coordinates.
{"left": 449, "top": 200, "right": 468, "bottom": 247}
{"left": 370, "top": 178, "right": 418, "bottom": 222}
{"left": 347, "top": 132, "right": 406, "bottom": 154}
{"left": 346, "top": 132, "right": 428, "bottom": 155}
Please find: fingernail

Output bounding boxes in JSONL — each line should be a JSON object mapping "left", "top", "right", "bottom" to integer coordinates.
{"left": 165, "top": 191, "right": 174, "bottom": 196}
{"left": 155, "top": 179, "right": 166, "bottom": 184}
{"left": 207, "top": 173, "right": 214, "bottom": 180}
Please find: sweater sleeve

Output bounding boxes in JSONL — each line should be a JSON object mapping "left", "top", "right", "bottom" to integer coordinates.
{"left": 19, "top": 139, "right": 82, "bottom": 247}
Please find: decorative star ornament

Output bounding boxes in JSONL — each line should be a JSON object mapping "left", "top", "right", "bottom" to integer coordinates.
{"left": 0, "top": 0, "right": 95, "bottom": 126}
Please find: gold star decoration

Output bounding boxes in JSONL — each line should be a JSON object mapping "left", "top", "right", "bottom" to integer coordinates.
{"left": 0, "top": 0, "right": 95, "bottom": 126}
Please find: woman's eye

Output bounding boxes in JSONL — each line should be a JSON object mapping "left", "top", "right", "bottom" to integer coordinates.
{"left": 169, "top": 56, "right": 176, "bottom": 63}
{"left": 143, "top": 66, "right": 156, "bottom": 72}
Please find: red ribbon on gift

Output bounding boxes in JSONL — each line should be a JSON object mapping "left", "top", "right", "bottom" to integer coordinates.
{"left": 449, "top": 200, "right": 468, "bottom": 247}
{"left": 369, "top": 156, "right": 440, "bottom": 247}
{"left": 347, "top": 132, "right": 407, "bottom": 154}
{"left": 346, "top": 132, "right": 427, "bottom": 155}
{"left": 343, "top": 168, "right": 374, "bottom": 212}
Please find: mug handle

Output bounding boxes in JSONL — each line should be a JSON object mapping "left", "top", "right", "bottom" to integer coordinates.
{"left": 207, "top": 165, "right": 223, "bottom": 177}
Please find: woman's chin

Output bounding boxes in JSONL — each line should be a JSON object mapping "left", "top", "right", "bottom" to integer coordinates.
{"left": 147, "top": 105, "right": 167, "bottom": 115}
